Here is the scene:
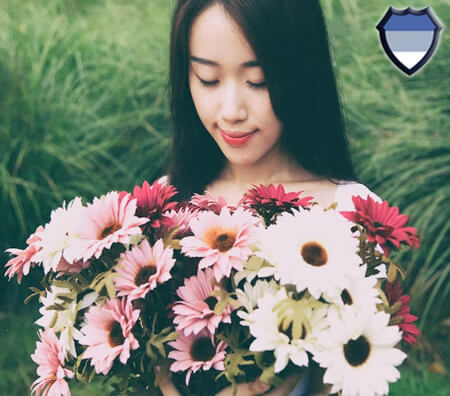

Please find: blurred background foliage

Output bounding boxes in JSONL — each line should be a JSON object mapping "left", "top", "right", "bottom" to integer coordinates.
{"left": 0, "top": 0, "right": 448, "bottom": 394}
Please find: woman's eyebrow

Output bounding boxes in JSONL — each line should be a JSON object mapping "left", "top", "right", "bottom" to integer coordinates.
{"left": 189, "top": 55, "right": 259, "bottom": 68}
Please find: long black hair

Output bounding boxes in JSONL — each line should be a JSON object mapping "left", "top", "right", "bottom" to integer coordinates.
{"left": 167, "top": 0, "right": 358, "bottom": 200}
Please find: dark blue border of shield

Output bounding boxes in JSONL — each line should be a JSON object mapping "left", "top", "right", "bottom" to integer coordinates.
{"left": 376, "top": 6, "right": 443, "bottom": 76}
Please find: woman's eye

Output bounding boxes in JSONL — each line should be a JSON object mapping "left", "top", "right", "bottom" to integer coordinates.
{"left": 199, "top": 78, "right": 219, "bottom": 87}
{"left": 198, "top": 78, "right": 266, "bottom": 89}
{"left": 247, "top": 81, "right": 267, "bottom": 89}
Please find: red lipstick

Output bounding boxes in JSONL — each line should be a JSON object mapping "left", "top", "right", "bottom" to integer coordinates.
{"left": 220, "top": 129, "right": 257, "bottom": 146}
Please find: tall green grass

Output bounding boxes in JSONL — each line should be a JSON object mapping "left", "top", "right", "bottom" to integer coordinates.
{"left": 0, "top": 0, "right": 174, "bottom": 309}
{"left": 323, "top": 0, "right": 450, "bottom": 328}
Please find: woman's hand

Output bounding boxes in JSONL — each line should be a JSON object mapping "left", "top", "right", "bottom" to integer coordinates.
{"left": 215, "top": 373, "right": 302, "bottom": 396}
{"left": 159, "top": 373, "right": 302, "bottom": 396}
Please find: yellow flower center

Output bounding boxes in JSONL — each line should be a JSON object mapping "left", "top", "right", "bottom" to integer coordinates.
{"left": 212, "top": 232, "right": 236, "bottom": 252}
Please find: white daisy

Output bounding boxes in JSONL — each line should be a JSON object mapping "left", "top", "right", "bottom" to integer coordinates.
{"left": 314, "top": 309, "right": 406, "bottom": 396}
{"left": 36, "top": 286, "right": 97, "bottom": 357}
{"left": 32, "top": 197, "right": 85, "bottom": 273}
{"left": 245, "top": 288, "right": 328, "bottom": 373}
{"left": 236, "top": 279, "right": 280, "bottom": 326}
{"left": 323, "top": 264, "right": 381, "bottom": 315}
{"left": 257, "top": 206, "right": 361, "bottom": 299}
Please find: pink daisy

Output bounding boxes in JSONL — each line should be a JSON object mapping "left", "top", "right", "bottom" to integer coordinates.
{"left": 180, "top": 207, "right": 259, "bottom": 281}
{"left": 113, "top": 238, "right": 175, "bottom": 301}
{"left": 168, "top": 329, "right": 226, "bottom": 385}
{"left": 5, "top": 225, "right": 44, "bottom": 283}
{"left": 31, "top": 328, "right": 73, "bottom": 396}
{"left": 191, "top": 191, "right": 229, "bottom": 214}
{"left": 130, "top": 180, "right": 178, "bottom": 229}
{"left": 173, "top": 268, "right": 232, "bottom": 336}
{"left": 160, "top": 206, "right": 200, "bottom": 238}
{"left": 384, "top": 281, "right": 421, "bottom": 345}
{"left": 340, "top": 195, "right": 420, "bottom": 256}
{"left": 79, "top": 297, "right": 140, "bottom": 375}
{"left": 55, "top": 258, "right": 90, "bottom": 277}
{"left": 65, "top": 192, "right": 148, "bottom": 262}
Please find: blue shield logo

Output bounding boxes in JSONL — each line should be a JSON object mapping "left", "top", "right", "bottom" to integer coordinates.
{"left": 376, "top": 7, "right": 443, "bottom": 75}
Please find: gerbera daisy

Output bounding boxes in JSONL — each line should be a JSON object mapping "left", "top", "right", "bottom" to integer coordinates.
{"left": 79, "top": 297, "right": 140, "bottom": 375}
{"left": 172, "top": 268, "right": 232, "bottom": 336}
{"left": 323, "top": 264, "right": 381, "bottom": 315}
{"left": 168, "top": 329, "right": 226, "bottom": 385}
{"left": 5, "top": 225, "right": 44, "bottom": 283}
{"left": 239, "top": 183, "right": 313, "bottom": 225}
{"left": 65, "top": 192, "right": 148, "bottom": 262}
{"left": 340, "top": 195, "right": 420, "bottom": 257}
{"left": 113, "top": 238, "right": 175, "bottom": 301}
{"left": 31, "top": 328, "right": 74, "bottom": 396}
{"left": 314, "top": 309, "right": 406, "bottom": 396}
{"left": 180, "top": 206, "right": 259, "bottom": 281}
{"left": 36, "top": 286, "right": 97, "bottom": 358}
{"left": 191, "top": 191, "right": 228, "bottom": 214}
{"left": 384, "top": 281, "right": 421, "bottom": 345}
{"left": 236, "top": 279, "right": 280, "bottom": 326}
{"left": 55, "top": 258, "right": 91, "bottom": 276}
{"left": 32, "top": 197, "right": 86, "bottom": 274}
{"left": 257, "top": 206, "right": 361, "bottom": 299}
{"left": 245, "top": 288, "right": 328, "bottom": 373}
{"left": 160, "top": 206, "right": 200, "bottom": 238}
{"left": 130, "top": 180, "right": 178, "bottom": 229}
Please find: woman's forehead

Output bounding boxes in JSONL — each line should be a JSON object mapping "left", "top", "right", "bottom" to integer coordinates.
{"left": 189, "top": 4, "right": 258, "bottom": 70}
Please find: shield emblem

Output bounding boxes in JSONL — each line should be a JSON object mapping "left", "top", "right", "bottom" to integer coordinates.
{"left": 376, "top": 7, "right": 443, "bottom": 75}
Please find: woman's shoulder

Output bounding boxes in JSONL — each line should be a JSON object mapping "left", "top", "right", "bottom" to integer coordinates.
{"left": 334, "top": 180, "right": 382, "bottom": 211}
{"left": 157, "top": 174, "right": 170, "bottom": 184}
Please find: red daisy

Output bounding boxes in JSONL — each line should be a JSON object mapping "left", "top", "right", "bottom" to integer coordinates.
{"left": 340, "top": 195, "right": 420, "bottom": 256}
{"left": 129, "top": 180, "right": 178, "bottom": 229}
{"left": 239, "top": 184, "right": 313, "bottom": 225}
{"left": 384, "top": 281, "right": 421, "bottom": 345}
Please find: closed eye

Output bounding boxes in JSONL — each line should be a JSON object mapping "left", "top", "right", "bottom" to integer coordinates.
{"left": 198, "top": 77, "right": 266, "bottom": 89}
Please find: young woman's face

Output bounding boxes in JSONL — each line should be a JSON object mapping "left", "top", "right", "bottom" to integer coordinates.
{"left": 188, "top": 3, "right": 283, "bottom": 167}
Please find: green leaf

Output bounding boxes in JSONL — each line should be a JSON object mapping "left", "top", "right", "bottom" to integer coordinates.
{"left": 145, "top": 327, "right": 178, "bottom": 360}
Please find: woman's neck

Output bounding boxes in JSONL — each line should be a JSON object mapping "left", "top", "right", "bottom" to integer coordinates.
{"left": 217, "top": 147, "right": 322, "bottom": 187}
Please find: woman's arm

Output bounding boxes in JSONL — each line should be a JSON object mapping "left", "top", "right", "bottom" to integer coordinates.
{"left": 159, "top": 374, "right": 302, "bottom": 396}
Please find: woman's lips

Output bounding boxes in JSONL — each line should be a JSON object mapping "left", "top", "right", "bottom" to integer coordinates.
{"left": 220, "top": 129, "right": 258, "bottom": 146}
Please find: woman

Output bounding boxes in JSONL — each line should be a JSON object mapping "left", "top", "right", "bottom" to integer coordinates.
{"left": 160, "top": 0, "right": 381, "bottom": 394}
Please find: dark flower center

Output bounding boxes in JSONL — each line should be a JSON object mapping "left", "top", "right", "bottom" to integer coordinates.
{"left": 135, "top": 265, "right": 157, "bottom": 286}
{"left": 301, "top": 242, "right": 328, "bottom": 267}
{"left": 108, "top": 322, "right": 125, "bottom": 347}
{"left": 341, "top": 289, "right": 353, "bottom": 305}
{"left": 205, "top": 296, "right": 218, "bottom": 310}
{"left": 213, "top": 233, "right": 235, "bottom": 252}
{"left": 99, "top": 223, "right": 122, "bottom": 239}
{"left": 343, "top": 335, "right": 371, "bottom": 366}
{"left": 190, "top": 336, "right": 216, "bottom": 362}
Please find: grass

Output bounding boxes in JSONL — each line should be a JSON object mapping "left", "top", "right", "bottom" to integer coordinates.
{"left": 322, "top": 0, "right": 450, "bottom": 328}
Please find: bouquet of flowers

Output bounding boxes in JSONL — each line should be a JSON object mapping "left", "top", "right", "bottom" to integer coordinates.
{"left": 4, "top": 179, "right": 421, "bottom": 396}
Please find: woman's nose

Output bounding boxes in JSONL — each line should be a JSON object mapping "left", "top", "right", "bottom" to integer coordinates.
{"left": 219, "top": 83, "right": 247, "bottom": 123}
